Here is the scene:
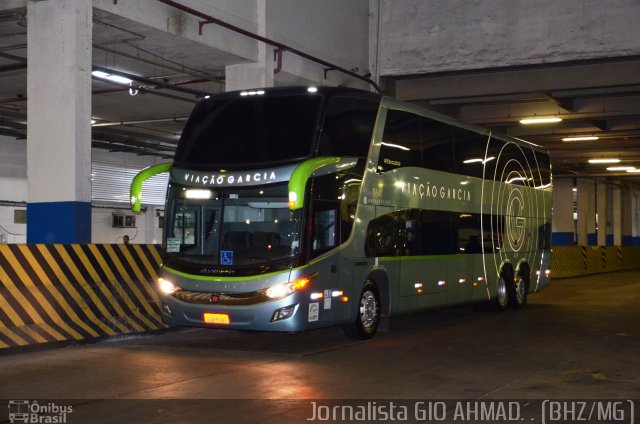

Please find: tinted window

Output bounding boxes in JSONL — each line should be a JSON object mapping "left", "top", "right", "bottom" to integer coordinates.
{"left": 318, "top": 96, "right": 379, "bottom": 157}
{"left": 174, "top": 95, "right": 321, "bottom": 168}
{"left": 365, "top": 209, "right": 509, "bottom": 257}
{"left": 498, "top": 142, "right": 530, "bottom": 186}
{"left": 421, "top": 118, "right": 455, "bottom": 173}
{"left": 377, "top": 110, "right": 421, "bottom": 172}
{"left": 310, "top": 162, "right": 364, "bottom": 258}
{"left": 535, "top": 151, "right": 552, "bottom": 186}
{"left": 453, "top": 128, "right": 488, "bottom": 178}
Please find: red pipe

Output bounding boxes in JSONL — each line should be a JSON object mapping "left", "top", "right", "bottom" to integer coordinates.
{"left": 156, "top": 0, "right": 382, "bottom": 93}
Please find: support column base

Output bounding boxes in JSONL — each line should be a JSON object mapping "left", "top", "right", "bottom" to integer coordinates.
{"left": 27, "top": 201, "right": 91, "bottom": 244}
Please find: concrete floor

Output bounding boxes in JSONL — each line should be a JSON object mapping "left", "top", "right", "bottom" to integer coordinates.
{"left": 0, "top": 271, "right": 638, "bottom": 423}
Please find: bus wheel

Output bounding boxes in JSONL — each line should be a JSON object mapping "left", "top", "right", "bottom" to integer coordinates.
{"left": 344, "top": 281, "right": 380, "bottom": 339}
{"left": 511, "top": 272, "right": 529, "bottom": 309}
{"left": 495, "top": 273, "right": 510, "bottom": 312}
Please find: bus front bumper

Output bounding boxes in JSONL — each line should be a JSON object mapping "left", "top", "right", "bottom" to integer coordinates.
{"left": 159, "top": 292, "right": 313, "bottom": 332}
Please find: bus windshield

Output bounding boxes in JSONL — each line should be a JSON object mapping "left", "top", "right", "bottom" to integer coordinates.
{"left": 174, "top": 93, "right": 322, "bottom": 168}
{"left": 164, "top": 182, "right": 303, "bottom": 267}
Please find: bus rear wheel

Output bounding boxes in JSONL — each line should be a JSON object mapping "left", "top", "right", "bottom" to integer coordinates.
{"left": 495, "top": 274, "right": 509, "bottom": 312}
{"left": 344, "top": 281, "right": 380, "bottom": 339}
{"left": 511, "top": 271, "right": 529, "bottom": 309}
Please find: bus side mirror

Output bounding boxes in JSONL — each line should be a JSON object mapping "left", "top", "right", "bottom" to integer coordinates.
{"left": 130, "top": 162, "right": 172, "bottom": 213}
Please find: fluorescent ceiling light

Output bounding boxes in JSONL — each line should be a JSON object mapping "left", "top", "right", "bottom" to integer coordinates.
{"left": 92, "top": 70, "right": 133, "bottom": 85}
{"left": 381, "top": 142, "right": 410, "bottom": 151}
{"left": 307, "top": 86, "right": 318, "bottom": 93}
{"left": 588, "top": 158, "right": 620, "bottom": 164}
{"left": 519, "top": 117, "right": 562, "bottom": 124}
{"left": 562, "top": 136, "right": 599, "bottom": 142}
{"left": 626, "top": 169, "right": 640, "bottom": 173}
{"left": 606, "top": 166, "right": 635, "bottom": 171}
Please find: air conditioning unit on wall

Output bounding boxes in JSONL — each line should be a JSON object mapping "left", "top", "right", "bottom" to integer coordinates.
{"left": 112, "top": 214, "right": 136, "bottom": 228}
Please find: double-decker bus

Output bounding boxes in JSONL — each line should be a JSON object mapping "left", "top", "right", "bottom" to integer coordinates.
{"left": 131, "top": 86, "right": 552, "bottom": 339}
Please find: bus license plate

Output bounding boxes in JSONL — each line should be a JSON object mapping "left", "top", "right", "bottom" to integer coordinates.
{"left": 203, "top": 313, "right": 230, "bottom": 325}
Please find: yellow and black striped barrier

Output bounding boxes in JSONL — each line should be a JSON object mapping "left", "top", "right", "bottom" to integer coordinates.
{"left": 551, "top": 246, "right": 640, "bottom": 278}
{"left": 0, "top": 244, "right": 167, "bottom": 350}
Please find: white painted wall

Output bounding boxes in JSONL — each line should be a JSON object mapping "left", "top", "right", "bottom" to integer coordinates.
{"left": 0, "top": 136, "right": 27, "bottom": 242}
{"left": 0, "top": 136, "right": 164, "bottom": 244}
{"left": 377, "top": 0, "right": 640, "bottom": 76}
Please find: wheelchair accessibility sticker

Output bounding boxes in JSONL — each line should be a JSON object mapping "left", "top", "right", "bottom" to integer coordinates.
{"left": 221, "top": 250, "right": 233, "bottom": 265}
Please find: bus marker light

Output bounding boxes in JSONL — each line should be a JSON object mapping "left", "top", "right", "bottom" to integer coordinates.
{"left": 459, "top": 278, "right": 466, "bottom": 284}
{"left": 310, "top": 292, "right": 323, "bottom": 300}
{"left": 414, "top": 283, "right": 423, "bottom": 294}
{"left": 203, "top": 313, "right": 230, "bottom": 325}
{"left": 331, "top": 290, "right": 343, "bottom": 297}
{"left": 472, "top": 281, "right": 478, "bottom": 287}
{"left": 478, "top": 276, "right": 485, "bottom": 281}
{"left": 341, "top": 296, "right": 349, "bottom": 302}
{"left": 288, "top": 191, "right": 297, "bottom": 208}
{"left": 437, "top": 280, "right": 446, "bottom": 286}
{"left": 545, "top": 269, "right": 551, "bottom": 276}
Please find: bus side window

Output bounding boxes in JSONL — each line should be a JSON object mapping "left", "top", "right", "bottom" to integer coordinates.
{"left": 420, "top": 118, "right": 455, "bottom": 173}
{"left": 310, "top": 164, "right": 364, "bottom": 258}
{"left": 312, "top": 205, "right": 337, "bottom": 252}
{"left": 319, "top": 95, "right": 378, "bottom": 157}
{"left": 453, "top": 127, "right": 488, "bottom": 178}
{"left": 377, "top": 110, "right": 421, "bottom": 172}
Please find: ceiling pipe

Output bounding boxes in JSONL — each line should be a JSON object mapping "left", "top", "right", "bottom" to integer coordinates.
{"left": 156, "top": 0, "right": 382, "bottom": 93}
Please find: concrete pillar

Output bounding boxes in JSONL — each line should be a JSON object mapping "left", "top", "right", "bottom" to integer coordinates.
{"left": 596, "top": 180, "right": 607, "bottom": 246}
{"left": 621, "top": 188, "right": 633, "bottom": 246}
{"left": 606, "top": 185, "right": 614, "bottom": 245}
{"left": 612, "top": 183, "right": 622, "bottom": 246}
{"left": 552, "top": 177, "right": 575, "bottom": 245}
{"left": 145, "top": 206, "right": 157, "bottom": 244}
{"left": 225, "top": 0, "right": 274, "bottom": 91}
{"left": 633, "top": 191, "right": 640, "bottom": 246}
{"left": 26, "top": 0, "right": 92, "bottom": 243}
{"left": 576, "top": 178, "right": 596, "bottom": 246}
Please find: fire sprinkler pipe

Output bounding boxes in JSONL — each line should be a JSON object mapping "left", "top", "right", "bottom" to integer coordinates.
{"left": 156, "top": 0, "right": 382, "bottom": 93}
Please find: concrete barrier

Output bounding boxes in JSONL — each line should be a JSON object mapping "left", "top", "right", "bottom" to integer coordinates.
{"left": 551, "top": 246, "right": 640, "bottom": 278}
{"left": 0, "top": 244, "right": 167, "bottom": 350}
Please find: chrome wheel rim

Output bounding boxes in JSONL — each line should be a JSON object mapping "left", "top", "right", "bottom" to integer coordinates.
{"left": 359, "top": 290, "right": 378, "bottom": 329}
{"left": 497, "top": 277, "right": 508, "bottom": 307}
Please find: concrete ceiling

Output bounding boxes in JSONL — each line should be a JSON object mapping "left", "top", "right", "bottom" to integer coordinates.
{"left": 388, "top": 58, "right": 640, "bottom": 183}
{"left": 0, "top": 6, "right": 639, "bottom": 184}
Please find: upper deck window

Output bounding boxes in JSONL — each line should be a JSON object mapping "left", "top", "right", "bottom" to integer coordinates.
{"left": 174, "top": 94, "right": 322, "bottom": 168}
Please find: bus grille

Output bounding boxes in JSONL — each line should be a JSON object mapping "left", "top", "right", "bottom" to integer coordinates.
{"left": 172, "top": 289, "right": 268, "bottom": 306}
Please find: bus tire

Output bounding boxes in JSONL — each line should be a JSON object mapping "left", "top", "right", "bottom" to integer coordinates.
{"left": 344, "top": 281, "right": 380, "bottom": 340}
{"left": 494, "top": 271, "right": 510, "bottom": 312}
{"left": 511, "top": 270, "right": 529, "bottom": 309}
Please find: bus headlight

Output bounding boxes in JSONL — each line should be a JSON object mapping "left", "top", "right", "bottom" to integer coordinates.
{"left": 264, "top": 272, "right": 318, "bottom": 300}
{"left": 158, "top": 277, "right": 180, "bottom": 295}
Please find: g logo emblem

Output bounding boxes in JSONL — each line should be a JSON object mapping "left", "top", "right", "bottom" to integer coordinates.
{"left": 506, "top": 188, "right": 526, "bottom": 252}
